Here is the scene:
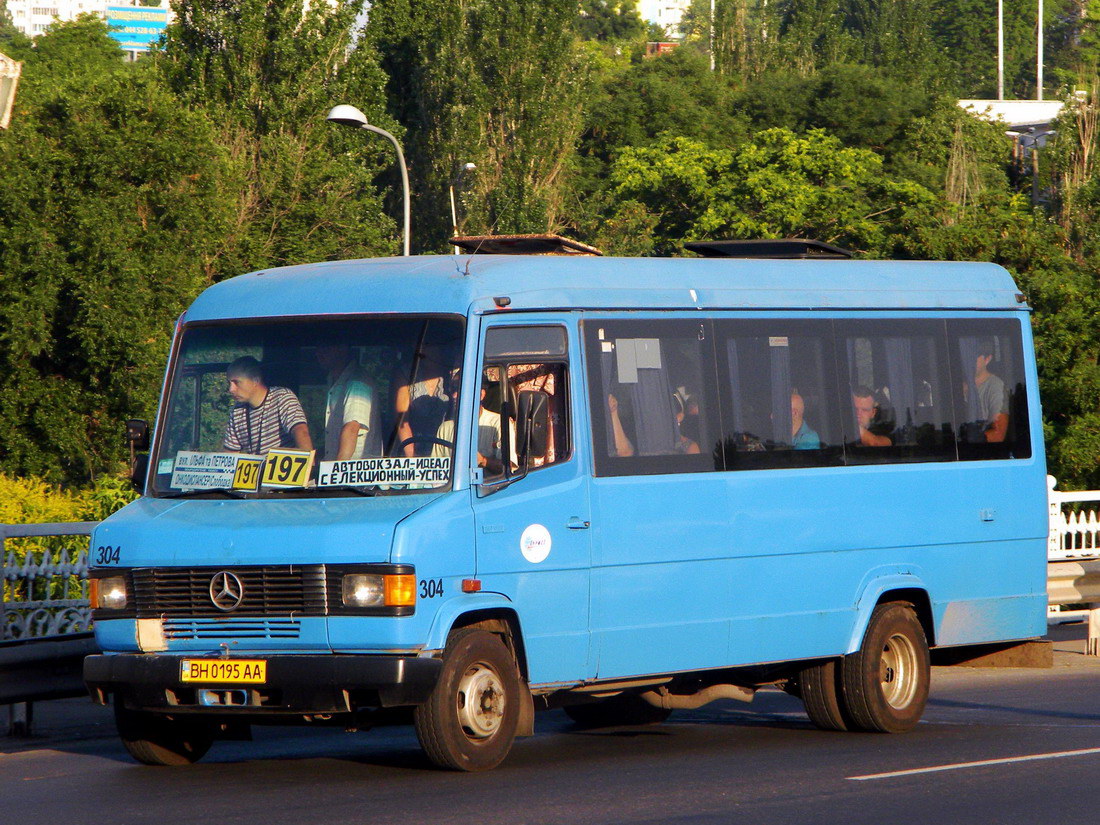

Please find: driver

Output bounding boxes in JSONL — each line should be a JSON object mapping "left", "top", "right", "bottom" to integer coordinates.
{"left": 223, "top": 357, "right": 312, "bottom": 455}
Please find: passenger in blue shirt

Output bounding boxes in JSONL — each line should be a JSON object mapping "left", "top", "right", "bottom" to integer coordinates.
{"left": 791, "top": 389, "right": 820, "bottom": 450}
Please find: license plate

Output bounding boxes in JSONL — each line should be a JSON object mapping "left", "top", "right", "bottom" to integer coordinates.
{"left": 180, "top": 659, "right": 267, "bottom": 684}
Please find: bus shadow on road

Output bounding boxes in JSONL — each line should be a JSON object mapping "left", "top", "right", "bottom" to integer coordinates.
{"left": 925, "top": 697, "right": 1100, "bottom": 723}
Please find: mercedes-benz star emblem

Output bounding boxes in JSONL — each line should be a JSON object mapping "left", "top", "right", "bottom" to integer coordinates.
{"left": 209, "top": 571, "right": 244, "bottom": 611}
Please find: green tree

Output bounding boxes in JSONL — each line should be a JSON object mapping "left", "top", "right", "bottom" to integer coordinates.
{"left": 569, "top": 47, "right": 747, "bottom": 246}
{"left": 0, "top": 20, "right": 240, "bottom": 482}
{"left": 0, "top": 0, "right": 32, "bottom": 58}
{"left": 604, "top": 129, "right": 938, "bottom": 255}
{"left": 930, "top": 0, "right": 1073, "bottom": 97}
{"left": 366, "top": 0, "right": 591, "bottom": 248}
{"left": 159, "top": 0, "right": 396, "bottom": 272}
{"left": 576, "top": 0, "right": 646, "bottom": 42}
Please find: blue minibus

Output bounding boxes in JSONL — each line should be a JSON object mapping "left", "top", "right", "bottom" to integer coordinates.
{"left": 84, "top": 240, "right": 1048, "bottom": 770}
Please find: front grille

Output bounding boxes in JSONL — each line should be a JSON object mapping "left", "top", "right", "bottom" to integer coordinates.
{"left": 163, "top": 618, "right": 302, "bottom": 639}
{"left": 131, "top": 565, "right": 327, "bottom": 618}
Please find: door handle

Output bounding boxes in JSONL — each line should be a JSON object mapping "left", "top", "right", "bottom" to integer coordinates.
{"left": 566, "top": 516, "right": 590, "bottom": 530}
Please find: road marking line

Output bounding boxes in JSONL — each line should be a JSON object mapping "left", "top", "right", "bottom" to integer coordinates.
{"left": 848, "top": 747, "right": 1100, "bottom": 781}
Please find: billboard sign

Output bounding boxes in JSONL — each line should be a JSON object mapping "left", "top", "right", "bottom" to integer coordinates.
{"left": 106, "top": 6, "right": 169, "bottom": 52}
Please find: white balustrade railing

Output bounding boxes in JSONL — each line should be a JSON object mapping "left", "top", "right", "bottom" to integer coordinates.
{"left": 1048, "top": 475, "right": 1100, "bottom": 562}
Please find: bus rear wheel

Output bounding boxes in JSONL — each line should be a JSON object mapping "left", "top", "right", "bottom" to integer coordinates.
{"left": 114, "top": 699, "right": 214, "bottom": 766}
{"left": 414, "top": 628, "right": 522, "bottom": 771}
{"left": 799, "top": 659, "right": 852, "bottom": 731}
{"left": 841, "top": 602, "right": 930, "bottom": 733}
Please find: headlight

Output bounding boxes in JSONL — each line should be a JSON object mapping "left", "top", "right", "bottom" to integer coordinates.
{"left": 343, "top": 574, "right": 384, "bottom": 607}
{"left": 341, "top": 573, "right": 416, "bottom": 608}
{"left": 91, "top": 576, "right": 128, "bottom": 610}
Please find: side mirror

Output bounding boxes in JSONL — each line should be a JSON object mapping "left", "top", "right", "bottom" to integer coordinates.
{"left": 130, "top": 453, "right": 149, "bottom": 494}
{"left": 516, "top": 390, "right": 550, "bottom": 461}
{"left": 126, "top": 419, "right": 150, "bottom": 493}
{"left": 126, "top": 419, "right": 150, "bottom": 451}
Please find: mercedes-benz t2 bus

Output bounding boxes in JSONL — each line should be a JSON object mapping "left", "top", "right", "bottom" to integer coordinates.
{"left": 84, "top": 241, "right": 1048, "bottom": 771}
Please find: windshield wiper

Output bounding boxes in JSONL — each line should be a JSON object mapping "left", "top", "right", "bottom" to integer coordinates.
{"left": 317, "top": 485, "right": 381, "bottom": 497}
{"left": 160, "top": 488, "right": 246, "bottom": 500}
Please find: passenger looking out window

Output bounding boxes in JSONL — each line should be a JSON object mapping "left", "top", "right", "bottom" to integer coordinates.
{"left": 851, "top": 386, "right": 893, "bottom": 447}
{"left": 969, "top": 339, "right": 1009, "bottom": 443}
{"left": 791, "top": 389, "right": 820, "bottom": 450}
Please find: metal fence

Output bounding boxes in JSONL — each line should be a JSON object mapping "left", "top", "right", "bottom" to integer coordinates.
{"left": 1, "top": 522, "right": 98, "bottom": 733}
{"left": 1, "top": 522, "right": 98, "bottom": 641}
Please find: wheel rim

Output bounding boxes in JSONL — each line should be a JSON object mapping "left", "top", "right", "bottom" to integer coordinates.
{"left": 879, "top": 632, "right": 919, "bottom": 709}
{"left": 456, "top": 661, "right": 506, "bottom": 740}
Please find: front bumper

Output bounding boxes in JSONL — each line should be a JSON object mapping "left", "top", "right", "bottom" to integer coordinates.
{"left": 84, "top": 653, "right": 442, "bottom": 715}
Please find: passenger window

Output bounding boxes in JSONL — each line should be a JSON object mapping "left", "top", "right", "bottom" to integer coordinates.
{"left": 481, "top": 326, "right": 571, "bottom": 480}
{"left": 837, "top": 320, "right": 955, "bottom": 464}
{"left": 715, "top": 320, "right": 842, "bottom": 470}
{"left": 948, "top": 320, "right": 1031, "bottom": 460}
{"left": 585, "top": 320, "right": 720, "bottom": 477}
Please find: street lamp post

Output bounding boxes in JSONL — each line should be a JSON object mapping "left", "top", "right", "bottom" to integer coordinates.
{"left": 449, "top": 163, "right": 477, "bottom": 255}
{"left": 326, "top": 104, "right": 411, "bottom": 257}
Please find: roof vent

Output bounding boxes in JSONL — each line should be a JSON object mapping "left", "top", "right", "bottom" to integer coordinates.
{"left": 684, "top": 239, "right": 853, "bottom": 259}
{"left": 451, "top": 234, "right": 603, "bottom": 256}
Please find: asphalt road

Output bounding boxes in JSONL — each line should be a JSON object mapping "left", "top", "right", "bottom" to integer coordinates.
{"left": 4, "top": 625, "right": 1100, "bottom": 825}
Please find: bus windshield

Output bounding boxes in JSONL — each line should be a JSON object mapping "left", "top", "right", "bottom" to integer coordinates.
{"left": 150, "top": 315, "right": 465, "bottom": 498}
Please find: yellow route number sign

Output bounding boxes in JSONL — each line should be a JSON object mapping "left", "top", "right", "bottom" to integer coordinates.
{"left": 231, "top": 456, "right": 263, "bottom": 491}
{"left": 261, "top": 449, "right": 314, "bottom": 488}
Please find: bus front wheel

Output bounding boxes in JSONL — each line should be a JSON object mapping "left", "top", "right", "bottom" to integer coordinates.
{"left": 841, "top": 602, "right": 930, "bottom": 733}
{"left": 414, "top": 628, "right": 522, "bottom": 771}
{"left": 114, "top": 699, "right": 214, "bottom": 766}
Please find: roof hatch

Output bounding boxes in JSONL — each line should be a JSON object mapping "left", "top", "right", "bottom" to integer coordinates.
{"left": 451, "top": 234, "right": 603, "bottom": 256}
{"left": 684, "top": 239, "right": 854, "bottom": 259}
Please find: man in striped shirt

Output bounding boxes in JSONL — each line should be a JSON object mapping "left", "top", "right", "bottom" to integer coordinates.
{"left": 222, "top": 357, "right": 313, "bottom": 455}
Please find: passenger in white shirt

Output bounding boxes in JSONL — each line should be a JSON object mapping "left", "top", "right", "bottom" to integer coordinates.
{"left": 316, "top": 344, "right": 381, "bottom": 460}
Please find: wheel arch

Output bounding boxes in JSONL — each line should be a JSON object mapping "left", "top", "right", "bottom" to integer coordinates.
{"left": 424, "top": 595, "right": 529, "bottom": 681}
{"left": 847, "top": 573, "right": 935, "bottom": 654}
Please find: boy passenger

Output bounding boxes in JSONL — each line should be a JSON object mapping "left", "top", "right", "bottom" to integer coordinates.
{"left": 223, "top": 356, "right": 313, "bottom": 455}
{"left": 851, "top": 385, "right": 893, "bottom": 447}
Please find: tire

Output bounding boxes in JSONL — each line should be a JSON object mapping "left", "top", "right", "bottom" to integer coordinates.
{"left": 114, "top": 699, "right": 214, "bottom": 766}
{"left": 841, "top": 602, "right": 930, "bottom": 733}
{"left": 414, "top": 628, "right": 522, "bottom": 771}
{"left": 799, "top": 658, "right": 852, "bottom": 732}
{"left": 563, "top": 693, "right": 672, "bottom": 729}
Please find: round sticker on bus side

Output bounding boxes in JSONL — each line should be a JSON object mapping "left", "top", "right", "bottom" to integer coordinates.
{"left": 520, "top": 524, "right": 552, "bottom": 564}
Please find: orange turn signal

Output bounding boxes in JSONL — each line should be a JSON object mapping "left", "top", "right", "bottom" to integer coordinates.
{"left": 384, "top": 574, "right": 417, "bottom": 606}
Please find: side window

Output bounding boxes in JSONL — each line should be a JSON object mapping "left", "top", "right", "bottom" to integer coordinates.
{"left": 585, "top": 320, "right": 721, "bottom": 477}
{"left": 948, "top": 319, "right": 1031, "bottom": 460}
{"left": 836, "top": 320, "right": 955, "bottom": 464}
{"left": 481, "top": 325, "right": 570, "bottom": 480}
{"left": 715, "top": 319, "right": 842, "bottom": 470}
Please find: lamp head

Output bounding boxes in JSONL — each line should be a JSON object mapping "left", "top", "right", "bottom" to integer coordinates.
{"left": 326, "top": 104, "right": 369, "bottom": 129}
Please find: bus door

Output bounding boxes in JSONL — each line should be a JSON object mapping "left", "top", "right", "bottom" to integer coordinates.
{"left": 470, "top": 319, "right": 594, "bottom": 685}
